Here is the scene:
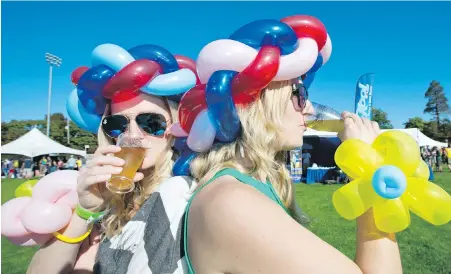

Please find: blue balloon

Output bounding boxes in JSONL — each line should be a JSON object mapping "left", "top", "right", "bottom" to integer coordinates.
{"left": 205, "top": 70, "right": 241, "bottom": 142}
{"left": 66, "top": 89, "right": 101, "bottom": 134}
{"left": 173, "top": 137, "right": 188, "bottom": 153}
{"left": 309, "top": 54, "right": 323, "bottom": 73}
{"left": 303, "top": 72, "right": 316, "bottom": 90}
{"left": 372, "top": 165, "right": 407, "bottom": 199}
{"left": 141, "top": 68, "right": 196, "bottom": 96}
{"left": 77, "top": 65, "right": 114, "bottom": 115}
{"left": 172, "top": 150, "right": 198, "bottom": 176}
{"left": 128, "top": 44, "right": 180, "bottom": 73}
{"left": 229, "top": 19, "right": 298, "bottom": 55}
{"left": 91, "top": 43, "right": 135, "bottom": 72}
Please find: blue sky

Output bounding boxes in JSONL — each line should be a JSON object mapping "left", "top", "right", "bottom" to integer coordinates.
{"left": 2, "top": 1, "right": 450, "bottom": 128}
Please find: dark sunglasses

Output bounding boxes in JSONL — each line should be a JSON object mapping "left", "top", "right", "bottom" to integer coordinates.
{"left": 292, "top": 81, "right": 308, "bottom": 109}
{"left": 101, "top": 113, "right": 167, "bottom": 138}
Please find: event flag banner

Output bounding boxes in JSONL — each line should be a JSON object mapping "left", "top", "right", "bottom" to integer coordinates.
{"left": 354, "top": 73, "right": 375, "bottom": 119}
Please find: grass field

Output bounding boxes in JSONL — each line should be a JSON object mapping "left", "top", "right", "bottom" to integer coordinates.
{"left": 2, "top": 173, "right": 451, "bottom": 274}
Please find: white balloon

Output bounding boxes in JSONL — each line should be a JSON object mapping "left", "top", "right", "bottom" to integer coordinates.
{"left": 187, "top": 110, "right": 216, "bottom": 152}
{"left": 197, "top": 39, "right": 257, "bottom": 84}
{"left": 196, "top": 38, "right": 320, "bottom": 83}
{"left": 320, "top": 34, "right": 332, "bottom": 65}
{"left": 273, "top": 38, "right": 318, "bottom": 81}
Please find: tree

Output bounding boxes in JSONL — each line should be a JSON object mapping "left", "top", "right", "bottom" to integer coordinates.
{"left": 371, "top": 108, "right": 393, "bottom": 129}
{"left": 404, "top": 117, "right": 426, "bottom": 131}
{"left": 424, "top": 80, "right": 449, "bottom": 136}
{"left": 1, "top": 114, "right": 98, "bottom": 151}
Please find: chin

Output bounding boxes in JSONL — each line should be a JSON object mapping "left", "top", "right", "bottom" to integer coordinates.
{"left": 281, "top": 140, "right": 303, "bottom": 151}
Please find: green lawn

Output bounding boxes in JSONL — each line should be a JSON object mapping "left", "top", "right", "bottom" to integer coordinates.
{"left": 2, "top": 173, "right": 451, "bottom": 274}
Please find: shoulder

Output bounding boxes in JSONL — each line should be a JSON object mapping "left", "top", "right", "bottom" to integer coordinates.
{"left": 188, "top": 174, "right": 292, "bottom": 245}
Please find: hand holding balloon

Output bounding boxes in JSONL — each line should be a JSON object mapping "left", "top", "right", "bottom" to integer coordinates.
{"left": 333, "top": 114, "right": 451, "bottom": 233}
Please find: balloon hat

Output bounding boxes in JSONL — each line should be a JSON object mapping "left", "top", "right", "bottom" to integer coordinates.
{"left": 333, "top": 130, "right": 451, "bottom": 233}
{"left": 67, "top": 44, "right": 200, "bottom": 133}
{"left": 170, "top": 15, "right": 333, "bottom": 175}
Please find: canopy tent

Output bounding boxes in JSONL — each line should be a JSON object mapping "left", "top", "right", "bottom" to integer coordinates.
{"left": 1, "top": 128, "right": 86, "bottom": 158}
{"left": 304, "top": 128, "right": 447, "bottom": 148}
{"left": 383, "top": 128, "right": 448, "bottom": 148}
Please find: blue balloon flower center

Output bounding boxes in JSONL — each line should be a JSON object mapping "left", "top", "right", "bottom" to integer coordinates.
{"left": 371, "top": 165, "right": 407, "bottom": 199}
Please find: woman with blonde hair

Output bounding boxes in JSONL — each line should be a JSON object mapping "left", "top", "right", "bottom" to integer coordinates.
{"left": 169, "top": 15, "right": 403, "bottom": 273}
{"left": 25, "top": 44, "right": 199, "bottom": 273}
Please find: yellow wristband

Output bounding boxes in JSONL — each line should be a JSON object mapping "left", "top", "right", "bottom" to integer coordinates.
{"left": 52, "top": 223, "right": 93, "bottom": 244}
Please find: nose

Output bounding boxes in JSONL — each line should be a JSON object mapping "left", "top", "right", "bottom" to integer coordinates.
{"left": 302, "top": 100, "right": 314, "bottom": 116}
{"left": 127, "top": 119, "right": 145, "bottom": 136}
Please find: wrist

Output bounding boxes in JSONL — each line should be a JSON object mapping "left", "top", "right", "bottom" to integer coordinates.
{"left": 75, "top": 204, "right": 106, "bottom": 224}
{"left": 357, "top": 209, "right": 397, "bottom": 242}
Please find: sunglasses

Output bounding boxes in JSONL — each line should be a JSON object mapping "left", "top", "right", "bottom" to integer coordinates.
{"left": 101, "top": 113, "right": 167, "bottom": 138}
{"left": 292, "top": 81, "right": 309, "bottom": 109}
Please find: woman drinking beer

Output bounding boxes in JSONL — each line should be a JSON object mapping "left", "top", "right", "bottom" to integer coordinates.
{"left": 170, "top": 15, "right": 402, "bottom": 273}
{"left": 27, "top": 44, "right": 199, "bottom": 273}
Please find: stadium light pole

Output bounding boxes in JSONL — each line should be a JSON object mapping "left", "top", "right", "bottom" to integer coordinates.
{"left": 45, "top": 53, "right": 62, "bottom": 136}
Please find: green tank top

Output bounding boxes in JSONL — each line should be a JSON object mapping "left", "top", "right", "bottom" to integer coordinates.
{"left": 183, "top": 168, "right": 289, "bottom": 274}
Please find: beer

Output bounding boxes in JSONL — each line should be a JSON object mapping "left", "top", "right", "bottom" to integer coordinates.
{"left": 306, "top": 102, "right": 344, "bottom": 133}
{"left": 107, "top": 147, "right": 146, "bottom": 194}
{"left": 106, "top": 132, "right": 151, "bottom": 194}
{"left": 306, "top": 119, "right": 344, "bottom": 133}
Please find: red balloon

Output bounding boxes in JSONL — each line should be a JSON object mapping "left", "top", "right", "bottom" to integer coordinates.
{"left": 174, "top": 55, "right": 201, "bottom": 85}
{"left": 178, "top": 84, "right": 207, "bottom": 133}
{"left": 111, "top": 90, "right": 140, "bottom": 104}
{"left": 103, "top": 59, "right": 162, "bottom": 99}
{"left": 281, "top": 15, "right": 328, "bottom": 51}
{"left": 71, "top": 66, "right": 89, "bottom": 86}
{"left": 231, "top": 46, "right": 280, "bottom": 105}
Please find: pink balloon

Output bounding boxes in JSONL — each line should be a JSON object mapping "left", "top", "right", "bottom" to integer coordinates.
{"left": 32, "top": 170, "right": 79, "bottom": 204}
{"left": 56, "top": 189, "right": 78, "bottom": 208}
{"left": 169, "top": 123, "right": 188, "bottom": 137}
{"left": 1, "top": 197, "right": 32, "bottom": 237}
{"left": 20, "top": 200, "right": 72, "bottom": 234}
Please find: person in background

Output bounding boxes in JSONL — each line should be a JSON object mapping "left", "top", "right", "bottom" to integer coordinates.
{"left": 33, "top": 161, "right": 40, "bottom": 177}
{"left": 39, "top": 157, "right": 47, "bottom": 177}
{"left": 445, "top": 145, "right": 451, "bottom": 172}
{"left": 22, "top": 157, "right": 33, "bottom": 179}
{"left": 435, "top": 147, "right": 443, "bottom": 172}
{"left": 66, "top": 155, "right": 77, "bottom": 170}
{"left": 302, "top": 149, "right": 312, "bottom": 176}
{"left": 57, "top": 158, "right": 64, "bottom": 170}
{"left": 49, "top": 161, "right": 58, "bottom": 174}
{"left": 430, "top": 147, "right": 437, "bottom": 172}
{"left": 76, "top": 157, "right": 82, "bottom": 171}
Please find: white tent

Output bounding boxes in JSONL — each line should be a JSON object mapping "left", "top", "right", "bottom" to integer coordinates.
{"left": 1, "top": 128, "right": 86, "bottom": 158}
{"left": 304, "top": 127, "right": 447, "bottom": 148}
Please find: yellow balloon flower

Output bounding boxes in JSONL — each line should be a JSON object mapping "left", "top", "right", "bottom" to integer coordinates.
{"left": 333, "top": 131, "right": 451, "bottom": 233}
{"left": 14, "top": 179, "right": 39, "bottom": 198}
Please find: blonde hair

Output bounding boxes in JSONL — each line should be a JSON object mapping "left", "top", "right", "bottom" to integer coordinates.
{"left": 191, "top": 80, "right": 296, "bottom": 210}
{"left": 97, "top": 99, "right": 179, "bottom": 238}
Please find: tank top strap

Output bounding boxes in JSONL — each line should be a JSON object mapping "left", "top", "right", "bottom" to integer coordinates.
{"left": 183, "top": 168, "right": 288, "bottom": 274}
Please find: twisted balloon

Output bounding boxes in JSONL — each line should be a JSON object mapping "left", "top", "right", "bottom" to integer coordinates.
{"left": 1, "top": 171, "right": 79, "bottom": 246}
{"left": 333, "top": 131, "right": 451, "bottom": 233}
{"left": 172, "top": 15, "right": 332, "bottom": 176}
{"left": 67, "top": 44, "right": 199, "bottom": 133}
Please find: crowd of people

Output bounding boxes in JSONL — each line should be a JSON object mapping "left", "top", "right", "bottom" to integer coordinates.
{"left": 1, "top": 155, "right": 84, "bottom": 179}
{"left": 421, "top": 146, "right": 451, "bottom": 172}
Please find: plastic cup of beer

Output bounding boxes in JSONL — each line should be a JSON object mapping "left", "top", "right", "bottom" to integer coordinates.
{"left": 106, "top": 133, "right": 151, "bottom": 194}
{"left": 305, "top": 102, "right": 345, "bottom": 133}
